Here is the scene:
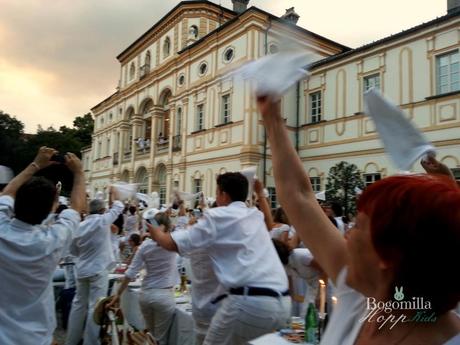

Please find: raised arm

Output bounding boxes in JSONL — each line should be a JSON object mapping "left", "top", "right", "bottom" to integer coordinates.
{"left": 65, "top": 153, "right": 87, "bottom": 214}
{"left": 147, "top": 223, "right": 178, "bottom": 252}
{"left": 2, "top": 146, "right": 57, "bottom": 197}
{"left": 254, "top": 179, "right": 274, "bottom": 230}
{"left": 257, "top": 96, "right": 347, "bottom": 283}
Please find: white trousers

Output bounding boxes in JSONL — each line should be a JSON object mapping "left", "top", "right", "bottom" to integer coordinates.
{"left": 203, "top": 295, "right": 291, "bottom": 345}
{"left": 65, "top": 271, "right": 108, "bottom": 345}
{"left": 194, "top": 317, "right": 212, "bottom": 345}
{"left": 139, "top": 288, "right": 176, "bottom": 345}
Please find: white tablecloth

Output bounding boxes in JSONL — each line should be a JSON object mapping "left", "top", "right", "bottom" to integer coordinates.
{"left": 120, "top": 286, "right": 195, "bottom": 345}
{"left": 249, "top": 333, "right": 313, "bottom": 345}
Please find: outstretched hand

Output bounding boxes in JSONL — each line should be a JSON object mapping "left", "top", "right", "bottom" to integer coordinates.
{"left": 253, "top": 179, "right": 264, "bottom": 196}
{"left": 65, "top": 152, "right": 83, "bottom": 174}
{"left": 256, "top": 95, "right": 282, "bottom": 123}
{"left": 105, "top": 295, "right": 120, "bottom": 310}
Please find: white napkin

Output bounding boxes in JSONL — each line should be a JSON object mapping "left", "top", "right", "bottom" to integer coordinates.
{"left": 58, "top": 196, "right": 69, "bottom": 206}
{"left": 234, "top": 51, "right": 313, "bottom": 99}
{"left": 150, "top": 192, "right": 160, "bottom": 209}
{"left": 364, "top": 89, "right": 435, "bottom": 171}
{"left": 136, "top": 193, "right": 152, "bottom": 206}
{"left": 176, "top": 191, "right": 202, "bottom": 201}
{"left": 315, "top": 190, "right": 326, "bottom": 201}
{"left": 240, "top": 166, "right": 257, "bottom": 200}
{"left": 0, "top": 166, "right": 13, "bottom": 184}
{"left": 111, "top": 182, "right": 139, "bottom": 201}
{"left": 95, "top": 191, "right": 105, "bottom": 200}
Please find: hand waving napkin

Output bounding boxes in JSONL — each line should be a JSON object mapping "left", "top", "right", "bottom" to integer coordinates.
{"left": 364, "top": 89, "right": 435, "bottom": 171}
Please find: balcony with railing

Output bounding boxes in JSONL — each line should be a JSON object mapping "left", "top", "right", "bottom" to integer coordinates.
{"left": 156, "top": 137, "right": 169, "bottom": 153}
{"left": 172, "top": 135, "right": 182, "bottom": 152}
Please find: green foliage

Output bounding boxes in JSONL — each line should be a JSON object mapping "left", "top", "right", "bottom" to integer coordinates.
{"left": 325, "top": 161, "right": 364, "bottom": 215}
{"left": 0, "top": 110, "right": 94, "bottom": 175}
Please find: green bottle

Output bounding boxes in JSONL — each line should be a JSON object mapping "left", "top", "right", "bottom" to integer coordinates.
{"left": 305, "top": 302, "right": 319, "bottom": 344}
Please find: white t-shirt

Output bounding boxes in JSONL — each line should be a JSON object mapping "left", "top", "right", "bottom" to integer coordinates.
{"left": 125, "top": 238, "right": 178, "bottom": 289}
{"left": 0, "top": 195, "right": 80, "bottom": 345}
{"left": 171, "top": 201, "right": 288, "bottom": 292}
{"left": 321, "top": 268, "right": 460, "bottom": 345}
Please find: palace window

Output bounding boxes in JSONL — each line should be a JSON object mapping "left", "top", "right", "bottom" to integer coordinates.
{"left": 310, "top": 177, "right": 321, "bottom": 192}
{"left": 196, "top": 104, "right": 204, "bottom": 131}
{"left": 436, "top": 50, "right": 459, "bottom": 95}
{"left": 198, "top": 62, "right": 208, "bottom": 76}
{"left": 221, "top": 94, "right": 231, "bottom": 124}
{"left": 163, "top": 37, "right": 171, "bottom": 58}
{"left": 363, "top": 173, "right": 381, "bottom": 187}
{"left": 364, "top": 73, "right": 381, "bottom": 92}
{"left": 267, "top": 187, "right": 277, "bottom": 209}
{"left": 129, "top": 62, "right": 135, "bottom": 80}
{"left": 223, "top": 47, "right": 235, "bottom": 63}
{"left": 193, "top": 179, "right": 202, "bottom": 194}
{"left": 309, "top": 91, "right": 322, "bottom": 123}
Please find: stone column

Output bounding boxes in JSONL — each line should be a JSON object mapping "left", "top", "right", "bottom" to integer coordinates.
{"left": 148, "top": 106, "right": 163, "bottom": 191}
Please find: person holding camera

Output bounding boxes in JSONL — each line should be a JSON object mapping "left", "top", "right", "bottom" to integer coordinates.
{"left": 0, "top": 147, "right": 86, "bottom": 345}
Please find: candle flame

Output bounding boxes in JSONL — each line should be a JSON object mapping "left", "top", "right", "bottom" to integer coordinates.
{"left": 319, "top": 279, "right": 325, "bottom": 285}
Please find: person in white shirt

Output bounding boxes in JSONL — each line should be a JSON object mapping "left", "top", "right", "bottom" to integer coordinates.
{"left": 0, "top": 147, "right": 85, "bottom": 345}
{"left": 257, "top": 96, "right": 460, "bottom": 345}
{"left": 124, "top": 205, "right": 139, "bottom": 235}
{"left": 174, "top": 196, "right": 225, "bottom": 345}
{"left": 66, "top": 188, "right": 124, "bottom": 345}
{"left": 149, "top": 172, "right": 291, "bottom": 345}
{"left": 108, "top": 212, "right": 178, "bottom": 345}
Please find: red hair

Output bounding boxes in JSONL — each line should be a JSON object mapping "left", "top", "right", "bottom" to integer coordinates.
{"left": 357, "top": 174, "right": 460, "bottom": 313}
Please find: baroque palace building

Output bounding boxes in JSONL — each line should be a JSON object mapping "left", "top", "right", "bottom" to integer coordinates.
{"left": 83, "top": 0, "right": 460, "bottom": 206}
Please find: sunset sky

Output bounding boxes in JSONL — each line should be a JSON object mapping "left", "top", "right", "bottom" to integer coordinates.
{"left": 0, "top": 0, "right": 447, "bottom": 132}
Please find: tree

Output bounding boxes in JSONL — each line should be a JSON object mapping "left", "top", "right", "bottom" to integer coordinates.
{"left": 325, "top": 161, "right": 364, "bottom": 215}
{"left": 0, "top": 111, "right": 26, "bottom": 173}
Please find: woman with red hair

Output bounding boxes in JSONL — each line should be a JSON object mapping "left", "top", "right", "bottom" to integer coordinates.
{"left": 257, "top": 96, "right": 460, "bottom": 345}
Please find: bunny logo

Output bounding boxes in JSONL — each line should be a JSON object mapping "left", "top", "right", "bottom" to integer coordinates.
{"left": 394, "top": 286, "right": 404, "bottom": 301}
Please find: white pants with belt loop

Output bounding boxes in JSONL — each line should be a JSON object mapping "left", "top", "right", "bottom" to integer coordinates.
{"left": 203, "top": 294, "right": 291, "bottom": 345}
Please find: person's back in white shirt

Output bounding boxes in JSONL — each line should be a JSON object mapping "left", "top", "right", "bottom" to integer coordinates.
{"left": 0, "top": 195, "right": 80, "bottom": 345}
{"left": 70, "top": 200, "right": 124, "bottom": 278}
{"left": 124, "top": 238, "right": 178, "bottom": 289}
{"left": 172, "top": 201, "right": 288, "bottom": 291}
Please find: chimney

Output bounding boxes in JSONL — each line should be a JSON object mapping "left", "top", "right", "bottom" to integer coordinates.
{"left": 281, "top": 7, "right": 300, "bottom": 25}
{"left": 448, "top": 0, "right": 460, "bottom": 13}
{"left": 231, "top": 0, "right": 250, "bottom": 14}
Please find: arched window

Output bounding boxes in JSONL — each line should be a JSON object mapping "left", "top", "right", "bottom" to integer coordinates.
{"left": 145, "top": 51, "right": 151, "bottom": 68}
{"left": 158, "top": 165, "right": 167, "bottom": 205}
{"left": 129, "top": 62, "right": 135, "bottom": 80}
{"left": 136, "top": 167, "right": 149, "bottom": 194}
{"left": 163, "top": 37, "right": 171, "bottom": 58}
{"left": 141, "top": 99, "right": 153, "bottom": 140}
{"left": 189, "top": 25, "right": 198, "bottom": 39}
{"left": 175, "top": 108, "right": 182, "bottom": 136}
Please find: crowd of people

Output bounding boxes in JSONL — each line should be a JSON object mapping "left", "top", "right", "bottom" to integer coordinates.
{"left": 0, "top": 96, "right": 459, "bottom": 345}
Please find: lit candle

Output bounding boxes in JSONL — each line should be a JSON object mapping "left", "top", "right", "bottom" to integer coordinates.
{"left": 332, "top": 296, "right": 337, "bottom": 310}
{"left": 319, "top": 279, "right": 326, "bottom": 316}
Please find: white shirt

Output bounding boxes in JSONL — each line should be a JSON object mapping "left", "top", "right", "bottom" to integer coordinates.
{"left": 188, "top": 250, "right": 226, "bottom": 319}
{"left": 0, "top": 195, "right": 80, "bottom": 345}
{"left": 125, "top": 238, "right": 178, "bottom": 289}
{"left": 70, "top": 201, "right": 124, "bottom": 278}
{"left": 125, "top": 214, "right": 138, "bottom": 234}
{"left": 171, "top": 201, "right": 288, "bottom": 292}
{"left": 321, "top": 268, "right": 460, "bottom": 345}
{"left": 334, "top": 216, "right": 345, "bottom": 234}
{"left": 286, "top": 248, "right": 319, "bottom": 304}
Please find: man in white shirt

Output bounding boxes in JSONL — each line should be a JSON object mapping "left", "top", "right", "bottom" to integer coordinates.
{"left": 66, "top": 188, "right": 124, "bottom": 345}
{"left": 0, "top": 147, "right": 86, "bottom": 345}
{"left": 149, "top": 172, "right": 291, "bottom": 345}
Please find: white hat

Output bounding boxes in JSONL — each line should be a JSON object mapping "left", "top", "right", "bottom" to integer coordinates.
{"left": 142, "top": 208, "right": 160, "bottom": 221}
{"left": 0, "top": 166, "right": 13, "bottom": 184}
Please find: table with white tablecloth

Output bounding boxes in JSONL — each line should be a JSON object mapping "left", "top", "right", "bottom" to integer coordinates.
{"left": 120, "top": 286, "right": 196, "bottom": 345}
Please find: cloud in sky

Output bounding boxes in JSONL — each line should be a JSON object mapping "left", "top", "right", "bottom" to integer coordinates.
{"left": 0, "top": 0, "right": 446, "bottom": 132}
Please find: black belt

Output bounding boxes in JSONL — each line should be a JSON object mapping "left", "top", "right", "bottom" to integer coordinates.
{"left": 212, "top": 287, "right": 289, "bottom": 304}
